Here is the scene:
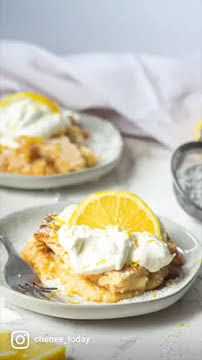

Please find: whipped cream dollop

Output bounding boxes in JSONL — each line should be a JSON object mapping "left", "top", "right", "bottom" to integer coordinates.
{"left": 0, "top": 98, "right": 78, "bottom": 148}
{"left": 58, "top": 225, "right": 132, "bottom": 274}
{"left": 130, "top": 232, "right": 175, "bottom": 272}
{"left": 57, "top": 205, "right": 175, "bottom": 275}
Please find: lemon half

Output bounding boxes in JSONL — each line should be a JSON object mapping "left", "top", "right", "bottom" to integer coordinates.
{"left": 0, "top": 331, "right": 17, "bottom": 359}
{"left": 68, "top": 191, "right": 163, "bottom": 239}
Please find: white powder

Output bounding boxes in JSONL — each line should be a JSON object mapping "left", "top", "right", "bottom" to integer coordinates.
{"left": 178, "top": 164, "right": 202, "bottom": 207}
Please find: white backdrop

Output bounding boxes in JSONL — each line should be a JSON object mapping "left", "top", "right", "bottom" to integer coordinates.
{"left": 0, "top": 0, "right": 202, "bottom": 56}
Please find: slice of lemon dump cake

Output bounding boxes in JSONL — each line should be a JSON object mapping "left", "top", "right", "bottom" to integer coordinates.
{"left": 22, "top": 192, "right": 184, "bottom": 303}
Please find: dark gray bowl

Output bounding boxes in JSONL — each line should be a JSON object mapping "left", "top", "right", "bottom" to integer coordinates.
{"left": 171, "top": 141, "right": 202, "bottom": 222}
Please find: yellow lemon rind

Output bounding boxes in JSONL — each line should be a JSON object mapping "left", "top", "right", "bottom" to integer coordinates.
{"left": 68, "top": 191, "right": 163, "bottom": 240}
{"left": 0, "top": 92, "right": 60, "bottom": 114}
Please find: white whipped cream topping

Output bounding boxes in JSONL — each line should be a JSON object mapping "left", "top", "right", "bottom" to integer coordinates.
{"left": 0, "top": 98, "right": 79, "bottom": 148}
{"left": 57, "top": 205, "right": 174, "bottom": 275}
{"left": 130, "top": 232, "right": 175, "bottom": 272}
{"left": 58, "top": 225, "right": 132, "bottom": 274}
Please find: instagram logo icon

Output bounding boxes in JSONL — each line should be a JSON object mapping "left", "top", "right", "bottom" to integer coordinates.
{"left": 11, "top": 331, "right": 30, "bottom": 350}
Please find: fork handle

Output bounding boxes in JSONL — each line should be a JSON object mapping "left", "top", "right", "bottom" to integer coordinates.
{"left": 0, "top": 235, "right": 17, "bottom": 255}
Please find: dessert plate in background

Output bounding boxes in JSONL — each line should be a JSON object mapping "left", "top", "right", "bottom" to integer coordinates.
{"left": 0, "top": 203, "right": 201, "bottom": 320}
{"left": 0, "top": 115, "right": 123, "bottom": 189}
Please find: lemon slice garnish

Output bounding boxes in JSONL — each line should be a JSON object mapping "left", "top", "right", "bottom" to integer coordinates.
{"left": 68, "top": 191, "right": 163, "bottom": 239}
{"left": 0, "top": 92, "right": 60, "bottom": 114}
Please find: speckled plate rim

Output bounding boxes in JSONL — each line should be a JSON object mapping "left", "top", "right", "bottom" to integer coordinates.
{"left": 0, "top": 114, "right": 123, "bottom": 190}
{"left": 0, "top": 203, "right": 201, "bottom": 319}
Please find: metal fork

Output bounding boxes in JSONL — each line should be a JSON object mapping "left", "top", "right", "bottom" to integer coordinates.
{"left": 0, "top": 235, "right": 57, "bottom": 299}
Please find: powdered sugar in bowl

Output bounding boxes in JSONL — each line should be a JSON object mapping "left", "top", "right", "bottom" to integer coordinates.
{"left": 171, "top": 141, "right": 202, "bottom": 221}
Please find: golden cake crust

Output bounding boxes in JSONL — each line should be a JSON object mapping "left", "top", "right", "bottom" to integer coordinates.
{"left": 0, "top": 121, "right": 97, "bottom": 176}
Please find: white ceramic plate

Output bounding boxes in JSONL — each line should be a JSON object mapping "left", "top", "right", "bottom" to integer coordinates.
{"left": 0, "top": 203, "right": 201, "bottom": 320}
{"left": 0, "top": 114, "right": 123, "bottom": 189}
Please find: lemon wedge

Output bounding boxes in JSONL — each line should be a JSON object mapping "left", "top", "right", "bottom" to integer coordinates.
{"left": 194, "top": 120, "right": 202, "bottom": 141}
{"left": 20, "top": 341, "right": 66, "bottom": 360}
{"left": 68, "top": 191, "right": 163, "bottom": 239}
{"left": 0, "top": 331, "right": 67, "bottom": 360}
{"left": 0, "top": 331, "right": 18, "bottom": 359}
{"left": 0, "top": 92, "right": 60, "bottom": 114}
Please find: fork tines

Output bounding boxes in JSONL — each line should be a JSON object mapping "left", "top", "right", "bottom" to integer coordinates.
{"left": 17, "top": 282, "right": 57, "bottom": 299}
{"left": 32, "top": 282, "right": 57, "bottom": 292}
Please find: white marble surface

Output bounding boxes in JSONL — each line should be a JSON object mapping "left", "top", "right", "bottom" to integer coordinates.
{"left": 0, "top": 138, "right": 202, "bottom": 359}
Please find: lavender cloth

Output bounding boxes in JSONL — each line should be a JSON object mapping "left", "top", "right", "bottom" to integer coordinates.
{"left": 0, "top": 40, "right": 202, "bottom": 148}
